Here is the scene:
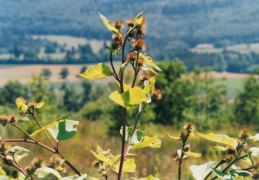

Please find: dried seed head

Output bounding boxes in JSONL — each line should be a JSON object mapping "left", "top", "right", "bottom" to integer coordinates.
{"left": 183, "top": 122, "right": 195, "bottom": 133}
{"left": 113, "top": 19, "right": 124, "bottom": 30}
{"left": 137, "top": 57, "right": 145, "bottom": 66}
{"left": 9, "top": 115, "right": 18, "bottom": 124}
{"left": 126, "top": 18, "right": 135, "bottom": 27}
{"left": 131, "top": 37, "right": 146, "bottom": 51}
{"left": 152, "top": 88, "right": 162, "bottom": 100}
{"left": 126, "top": 52, "right": 137, "bottom": 62}
{"left": 138, "top": 73, "right": 150, "bottom": 82}
{"left": 137, "top": 18, "right": 147, "bottom": 35}
{"left": 238, "top": 128, "right": 250, "bottom": 141}
{"left": 0, "top": 114, "right": 9, "bottom": 126}
{"left": 28, "top": 101, "right": 37, "bottom": 108}
{"left": 32, "top": 157, "right": 46, "bottom": 168}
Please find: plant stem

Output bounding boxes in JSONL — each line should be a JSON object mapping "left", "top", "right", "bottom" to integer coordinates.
{"left": 124, "top": 103, "right": 147, "bottom": 157}
{"left": 11, "top": 123, "right": 37, "bottom": 141}
{"left": 204, "top": 159, "right": 225, "bottom": 180}
{"left": 28, "top": 110, "right": 56, "bottom": 150}
{"left": 118, "top": 108, "right": 127, "bottom": 180}
{"left": 210, "top": 154, "right": 248, "bottom": 180}
{"left": 109, "top": 52, "right": 119, "bottom": 81}
{"left": 178, "top": 132, "right": 190, "bottom": 180}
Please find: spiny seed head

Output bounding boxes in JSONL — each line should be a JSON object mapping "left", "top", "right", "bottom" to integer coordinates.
{"left": 113, "top": 19, "right": 124, "bottom": 30}
{"left": 126, "top": 52, "right": 137, "bottom": 62}
{"left": 137, "top": 18, "right": 147, "bottom": 35}
{"left": 183, "top": 122, "right": 195, "bottom": 132}
{"left": 131, "top": 37, "right": 146, "bottom": 51}
{"left": 0, "top": 114, "right": 9, "bottom": 126}
{"left": 9, "top": 115, "right": 18, "bottom": 124}
{"left": 152, "top": 88, "right": 162, "bottom": 100}
{"left": 32, "top": 157, "right": 46, "bottom": 168}
{"left": 137, "top": 57, "right": 145, "bottom": 66}
{"left": 184, "top": 144, "right": 191, "bottom": 152}
{"left": 28, "top": 101, "right": 37, "bottom": 108}
{"left": 126, "top": 18, "right": 135, "bottom": 27}
{"left": 138, "top": 73, "right": 150, "bottom": 82}
{"left": 238, "top": 128, "right": 250, "bottom": 141}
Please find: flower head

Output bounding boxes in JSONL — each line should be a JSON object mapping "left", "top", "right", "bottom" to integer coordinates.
{"left": 126, "top": 52, "right": 137, "bottom": 62}
{"left": 131, "top": 37, "right": 146, "bottom": 51}
{"left": 113, "top": 19, "right": 124, "bottom": 30}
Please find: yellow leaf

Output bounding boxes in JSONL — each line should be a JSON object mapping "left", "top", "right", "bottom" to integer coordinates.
{"left": 116, "top": 81, "right": 131, "bottom": 92}
{"left": 130, "top": 136, "right": 161, "bottom": 150}
{"left": 140, "top": 53, "right": 161, "bottom": 71}
{"left": 79, "top": 63, "right": 113, "bottom": 79}
{"left": 109, "top": 87, "right": 147, "bottom": 110}
{"left": 114, "top": 158, "right": 136, "bottom": 173}
{"left": 35, "top": 102, "right": 44, "bottom": 109}
{"left": 197, "top": 132, "right": 237, "bottom": 149}
{"left": 184, "top": 151, "right": 201, "bottom": 158}
{"left": 135, "top": 10, "right": 145, "bottom": 25}
{"left": 166, "top": 133, "right": 181, "bottom": 140}
{"left": 98, "top": 12, "right": 121, "bottom": 36}
{"left": 143, "top": 77, "right": 155, "bottom": 95}
{"left": 31, "top": 120, "right": 64, "bottom": 137}
{"left": 90, "top": 150, "right": 113, "bottom": 166}
{"left": 213, "top": 146, "right": 228, "bottom": 151}
{"left": 15, "top": 97, "right": 28, "bottom": 112}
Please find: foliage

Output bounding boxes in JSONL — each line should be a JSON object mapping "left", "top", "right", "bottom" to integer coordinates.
{"left": 59, "top": 67, "right": 69, "bottom": 79}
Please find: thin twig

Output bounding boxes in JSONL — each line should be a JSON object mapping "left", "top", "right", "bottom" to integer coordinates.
{"left": 124, "top": 103, "right": 147, "bottom": 157}
{"left": 11, "top": 123, "right": 36, "bottom": 141}
{"left": 210, "top": 154, "right": 248, "bottom": 180}
{"left": 28, "top": 110, "right": 56, "bottom": 150}
{"left": 109, "top": 51, "right": 120, "bottom": 81}
{"left": 178, "top": 132, "right": 190, "bottom": 180}
{"left": 204, "top": 159, "right": 225, "bottom": 180}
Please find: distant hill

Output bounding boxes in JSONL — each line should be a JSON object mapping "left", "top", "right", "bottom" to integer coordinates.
{"left": 1, "top": 0, "right": 259, "bottom": 48}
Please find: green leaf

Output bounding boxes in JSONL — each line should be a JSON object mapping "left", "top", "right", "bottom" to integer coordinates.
{"left": 34, "top": 167, "right": 62, "bottom": 180}
{"left": 134, "top": 175, "right": 160, "bottom": 180}
{"left": 98, "top": 12, "right": 121, "bottom": 36}
{"left": 114, "top": 158, "right": 136, "bottom": 173}
{"left": 130, "top": 136, "right": 161, "bottom": 150}
{"left": 48, "top": 119, "right": 79, "bottom": 141}
{"left": 121, "top": 126, "right": 143, "bottom": 146}
{"left": 211, "top": 167, "right": 224, "bottom": 177}
{"left": 10, "top": 146, "right": 30, "bottom": 153}
{"left": 248, "top": 151, "right": 254, "bottom": 166}
{"left": 57, "top": 114, "right": 71, "bottom": 121}
{"left": 109, "top": 87, "right": 147, "bottom": 110}
{"left": 30, "top": 119, "right": 64, "bottom": 137}
{"left": 135, "top": 9, "right": 145, "bottom": 25}
{"left": 63, "top": 174, "right": 88, "bottom": 180}
{"left": 189, "top": 161, "right": 218, "bottom": 180}
{"left": 18, "top": 117, "right": 29, "bottom": 122}
{"left": 105, "top": 46, "right": 114, "bottom": 52}
{"left": 79, "top": 63, "right": 113, "bottom": 79}
{"left": 119, "top": 61, "right": 129, "bottom": 77}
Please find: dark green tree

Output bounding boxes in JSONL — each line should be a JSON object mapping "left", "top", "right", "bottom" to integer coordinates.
{"left": 43, "top": 68, "right": 52, "bottom": 80}
{"left": 63, "top": 86, "right": 80, "bottom": 112}
{"left": 234, "top": 76, "right": 259, "bottom": 126}
{"left": 59, "top": 67, "right": 69, "bottom": 79}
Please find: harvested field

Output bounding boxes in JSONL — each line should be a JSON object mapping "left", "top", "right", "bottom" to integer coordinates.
{"left": 0, "top": 64, "right": 114, "bottom": 87}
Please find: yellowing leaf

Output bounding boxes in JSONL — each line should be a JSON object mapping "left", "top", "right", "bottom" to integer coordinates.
{"left": 143, "top": 77, "right": 155, "bottom": 95}
{"left": 79, "top": 63, "right": 113, "bottom": 79}
{"left": 90, "top": 150, "right": 113, "bottom": 166}
{"left": 135, "top": 10, "right": 145, "bottom": 25}
{"left": 109, "top": 87, "right": 147, "bottom": 110}
{"left": 184, "top": 151, "right": 201, "bottom": 158}
{"left": 197, "top": 132, "right": 237, "bottom": 149}
{"left": 31, "top": 120, "right": 64, "bottom": 137}
{"left": 116, "top": 81, "right": 131, "bottom": 92}
{"left": 98, "top": 12, "right": 121, "bottom": 36}
{"left": 130, "top": 136, "right": 161, "bottom": 150}
{"left": 213, "top": 146, "right": 228, "bottom": 151}
{"left": 166, "top": 133, "right": 181, "bottom": 140}
{"left": 114, "top": 158, "right": 136, "bottom": 173}
{"left": 35, "top": 102, "right": 44, "bottom": 109}
{"left": 140, "top": 53, "right": 161, "bottom": 71}
{"left": 15, "top": 97, "right": 28, "bottom": 112}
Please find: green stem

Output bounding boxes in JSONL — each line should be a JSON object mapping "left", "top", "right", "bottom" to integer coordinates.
{"left": 178, "top": 132, "right": 190, "bottom": 180}
{"left": 210, "top": 154, "right": 248, "bottom": 180}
